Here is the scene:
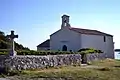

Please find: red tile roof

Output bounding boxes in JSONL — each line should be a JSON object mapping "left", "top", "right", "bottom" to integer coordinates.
{"left": 50, "top": 27, "right": 113, "bottom": 37}
{"left": 69, "top": 27, "right": 113, "bottom": 37}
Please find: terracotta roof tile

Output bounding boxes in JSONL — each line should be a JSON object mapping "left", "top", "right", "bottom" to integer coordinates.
{"left": 69, "top": 27, "right": 113, "bottom": 37}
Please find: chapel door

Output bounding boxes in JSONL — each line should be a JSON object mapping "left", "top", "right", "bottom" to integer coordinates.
{"left": 62, "top": 45, "right": 67, "bottom": 51}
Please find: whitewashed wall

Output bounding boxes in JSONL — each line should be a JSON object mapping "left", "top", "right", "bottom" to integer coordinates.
{"left": 50, "top": 28, "right": 81, "bottom": 51}
{"left": 105, "top": 36, "right": 114, "bottom": 58}
{"left": 81, "top": 34, "right": 106, "bottom": 51}
{"left": 81, "top": 34, "right": 114, "bottom": 59}
{"left": 50, "top": 27, "right": 114, "bottom": 59}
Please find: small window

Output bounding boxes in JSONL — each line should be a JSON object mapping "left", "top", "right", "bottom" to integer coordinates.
{"left": 104, "top": 36, "right": 106, "bottom": 42}
{"left": 64, "top": 23, "right": 67, "bottom": 26}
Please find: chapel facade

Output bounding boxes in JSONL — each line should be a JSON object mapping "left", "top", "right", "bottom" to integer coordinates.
{"left": 37, "top": 14, "right": 114, "bottom": 59}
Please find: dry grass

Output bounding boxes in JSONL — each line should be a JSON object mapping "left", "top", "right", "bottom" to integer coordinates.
{"left": 3, "top": 59, "right": 120, "bottom": 80}
{"left": 91, "top": 58, "right": 120, "bottom": 67}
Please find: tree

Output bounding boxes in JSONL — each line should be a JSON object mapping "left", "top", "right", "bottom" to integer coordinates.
{"left": 0, "top": 31, "right": 5, "bottom": 41}
{"left": 0, "top": 30, "right": 30, "bottom": 50}
{"left": 0, "top": 31, "right": 5, "bottom": 35}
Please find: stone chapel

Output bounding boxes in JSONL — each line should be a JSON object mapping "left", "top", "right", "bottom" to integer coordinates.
{"left": 37, "top": 14, "right": 114, "bottom": 58}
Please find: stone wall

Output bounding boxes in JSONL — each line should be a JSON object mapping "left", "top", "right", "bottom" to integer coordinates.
{"left": 2, "top": 54, "right": 81, "bottom": 71}
{"left": 87, "top": 53, "right": 107, "bottom": 62}
{"left": 0, "top": 53, "right": 106, "bottom": 71}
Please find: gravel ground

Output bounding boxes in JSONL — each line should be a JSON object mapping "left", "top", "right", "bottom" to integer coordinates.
{"left": 0, "top": 78, "right": 10, "bottom": 80}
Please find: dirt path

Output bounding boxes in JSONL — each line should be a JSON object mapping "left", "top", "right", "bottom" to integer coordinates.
{"left": 81, "top": 64, "right": 103, "bottom": 69}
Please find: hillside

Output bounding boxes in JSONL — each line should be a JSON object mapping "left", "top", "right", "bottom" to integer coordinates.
{"left": 0, "top": 31, "right": 29, "bottom": 50}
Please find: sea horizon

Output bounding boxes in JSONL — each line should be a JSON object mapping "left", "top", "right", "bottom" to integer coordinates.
{"left": 115, "top": 52, "right": 120, "bottom": 59}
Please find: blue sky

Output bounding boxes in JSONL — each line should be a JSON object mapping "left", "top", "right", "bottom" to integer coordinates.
{"left": 0, "top": 0, "right": 120, "bottom": 50}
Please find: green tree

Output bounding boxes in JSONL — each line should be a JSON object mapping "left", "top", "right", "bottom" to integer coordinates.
{"left": 0, "top": 30, "right": 30, "bottom": 50}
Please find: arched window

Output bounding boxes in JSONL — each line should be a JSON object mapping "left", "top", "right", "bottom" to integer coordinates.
{"left": 62, "top": 45, "right": 67, "bottom": 51}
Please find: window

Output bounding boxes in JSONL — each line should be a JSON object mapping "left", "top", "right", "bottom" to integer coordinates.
{"left": 104, "top": 36, "right": 106, "bottom": 42}
{"left": 64, "top": 23, "right": 67, "bottom": 26}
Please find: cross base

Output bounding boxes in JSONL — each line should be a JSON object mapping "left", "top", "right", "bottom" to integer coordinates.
{"left": 9, "top": 50, "right": 17, "bottom": 56}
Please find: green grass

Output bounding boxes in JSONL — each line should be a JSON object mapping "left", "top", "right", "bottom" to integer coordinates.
{"left": 2, "top": 59, "right": 120, "bottom": 80}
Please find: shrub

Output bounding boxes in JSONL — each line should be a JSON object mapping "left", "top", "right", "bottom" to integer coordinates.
{"left": 16, "top": 50, "right": 75, "bottom": 55}
{"left": 78, "top": 48, "right": 103, "bottom": 54}
{"left": 78, "top": 48, "right": 103, "bottom": 64}
{"left": 0, "top": 50, "right": 79, "bottom": 55}
{"left": 0, "top": 49, "right": 8, "bottom": 55}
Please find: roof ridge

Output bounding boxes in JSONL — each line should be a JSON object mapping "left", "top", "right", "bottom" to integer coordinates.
{"left": 70, "top": 27, "right": 97, "bottom": 31}
{"left": 69, "top": 27, "right": 113, "bottom": 37}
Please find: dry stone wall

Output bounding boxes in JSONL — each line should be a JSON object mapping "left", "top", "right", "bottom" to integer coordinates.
{"left": 3, "top": 54, "right": 81, "bottom": 71}
{"left": 0, "top": 53, "right": 106, "bottom": 71}
{"left": 87, "top": 53, "right": 107, "bottom": 61}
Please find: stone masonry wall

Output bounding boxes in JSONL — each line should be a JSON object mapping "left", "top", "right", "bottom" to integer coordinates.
{"left": 3, "top": 54, "right": 81, "bottom": 71}
{"left": 0, "top": 53, "right": 106, "bottom": 71}
{"left": 87, "top": 53, "right": 107, "bottom": 62}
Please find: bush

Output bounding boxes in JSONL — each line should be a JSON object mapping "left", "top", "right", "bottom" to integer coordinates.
{"left": 78, "top": 48, "right": 103, "bottom": 64}
{"left": 0, "top": 52, "right": 7, "bottom": 55}
{"left": 16, "top": 50, "right": 76, "bottom": 55}
{"left": 0, "top": 48, "right": 103, "bottom": 55}
{"left": 0, "top": 49, "right": 8, "bottom": 55}
{"left": 78, "top": 48, "right": 103, "bottom": 54}
{"left": 0, "top": 49, "right": 9, "bottom": 52}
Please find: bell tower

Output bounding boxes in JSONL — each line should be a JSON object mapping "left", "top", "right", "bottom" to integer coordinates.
{"left": 61, "top": 14, "right": 71, "bottom": 29}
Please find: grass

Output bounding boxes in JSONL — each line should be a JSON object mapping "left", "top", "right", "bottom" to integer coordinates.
{"left": 2, "top": 58, "right": 120, "bottom": 80}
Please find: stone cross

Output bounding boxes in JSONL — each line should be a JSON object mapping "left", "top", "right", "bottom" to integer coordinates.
{"left": 7, "top": 30, "right": 18, "bottom": 56}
